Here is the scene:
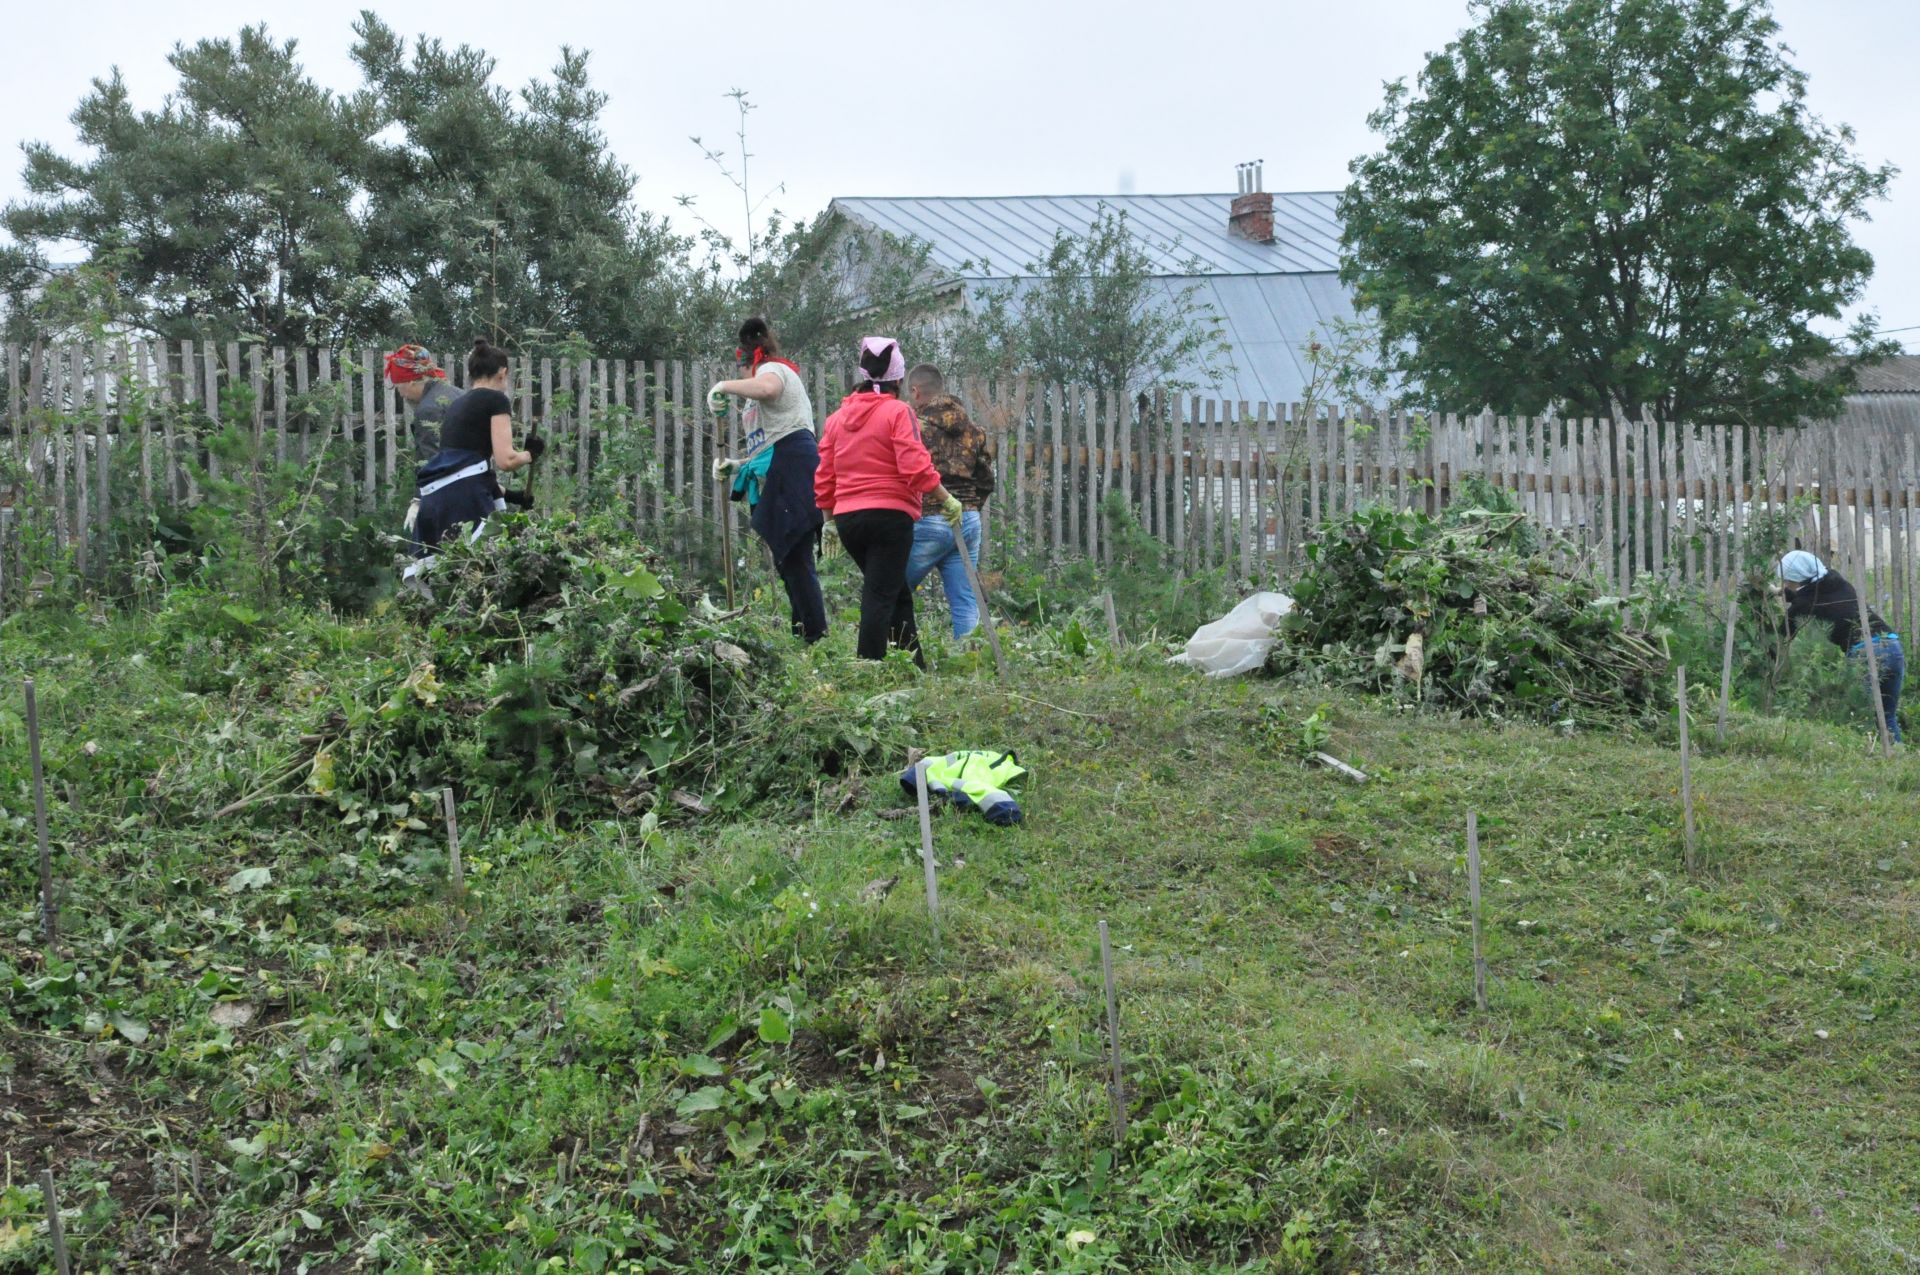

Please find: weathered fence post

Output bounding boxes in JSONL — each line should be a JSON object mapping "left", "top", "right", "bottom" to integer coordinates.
{"left": 1715, "top": 591, "right": 1738, "bottom": 747}
{"left": 26, "top": 678, "right": 54, "bottom": 947}
{"left": 1677, "top": 666, "right": 1697, "bottom": 874}
{"left": 1102, "top": 591, "right": 1123, "bottom": 650}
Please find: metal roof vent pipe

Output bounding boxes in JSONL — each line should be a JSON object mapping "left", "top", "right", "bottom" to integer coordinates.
{"left": 1229, "top": 158, "right": 1273, "bottom": 244}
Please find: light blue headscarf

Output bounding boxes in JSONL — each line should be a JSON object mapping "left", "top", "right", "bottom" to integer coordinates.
{"left": 1778, "top": 550, "right": 1828, "bottom": 583}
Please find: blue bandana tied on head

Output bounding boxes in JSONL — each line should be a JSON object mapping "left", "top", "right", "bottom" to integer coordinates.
{"left": 1778, "top": 550, "right": 1828, "bottom": 583}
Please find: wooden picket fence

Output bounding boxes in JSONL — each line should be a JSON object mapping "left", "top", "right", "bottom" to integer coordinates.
{"left": 1, "top": 340, "right": 1916, "bottom": 644}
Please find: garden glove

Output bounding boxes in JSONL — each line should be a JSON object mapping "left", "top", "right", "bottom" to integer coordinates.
{"left": 821, "top": 521, "right": 842, "bottom": 561}
{"left": 524, "top": 433, "right": 546, "bottom": 461}
{"left": 503, "top": 488, "right": 534, "bottom": 510}
{"left": 941, "top": 493, "right": 965, "bottom": 532}
{"left": 706, "top": 384, "right": 730, "bottom": 415}
{"left": 712, "top": 456, "right": 739, "bottom": 482}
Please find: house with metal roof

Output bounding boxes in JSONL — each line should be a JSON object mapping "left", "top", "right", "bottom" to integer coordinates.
{"left": 827, "top": 174, "right": 1368, "bottom": 404}
{"left": 1829, "top": 353, "right": 1920, "bottom": 438}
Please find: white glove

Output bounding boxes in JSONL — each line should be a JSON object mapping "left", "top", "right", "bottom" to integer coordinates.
{"left": 706, "top": 384, "right": 730, "bottom": 414}
{"left": 712, "top": 456, "right": 739, "bottom": 482}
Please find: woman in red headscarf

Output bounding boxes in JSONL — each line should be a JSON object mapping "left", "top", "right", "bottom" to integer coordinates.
{"left": 384, "top": 344, "right": 458, "bottom": 461}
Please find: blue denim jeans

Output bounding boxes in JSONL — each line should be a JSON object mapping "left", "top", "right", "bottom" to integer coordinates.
{"left": 1851, "top": 634, "right": 1905, "bottom": 744}
{"left": 906, "top": 511, "right": 982, "bottom": 638}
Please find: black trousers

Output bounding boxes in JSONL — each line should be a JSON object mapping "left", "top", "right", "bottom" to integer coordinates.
{"left": 416, "top": 474, "right": 501, "bottom": 549}
{"left": 773, "top": 534, "right": 827, "bottom": 644}
{"left": 835, "top": 508, "right": 921, "bottom": 665}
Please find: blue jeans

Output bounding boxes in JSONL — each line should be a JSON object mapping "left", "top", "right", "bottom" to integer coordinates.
{"left": 906, "top": 511, "right": 982, "bottom": 638}
{"left": 1851, "top": 634, "right": 1905, "bottom": 744}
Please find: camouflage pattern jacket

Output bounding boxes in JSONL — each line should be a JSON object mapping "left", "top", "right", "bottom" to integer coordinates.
{"left": 916, "top": 395, "right": 996, "bottom": 515}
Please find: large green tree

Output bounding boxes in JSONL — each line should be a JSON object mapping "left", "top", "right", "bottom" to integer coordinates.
{"left": 1340, "top": 0, "right": 1896, "bottom": 426}
{"left": 2, "top": 26, "right": 379, "bottom": 348}
{"left": 349, "top": 14, "right": 693, "bottom": 357}
{"left": 2, "top": 16, "right": 704, "bottom": 355}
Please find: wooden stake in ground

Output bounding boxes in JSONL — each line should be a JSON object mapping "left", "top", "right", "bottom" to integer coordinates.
{"left": 1097, "top": 919, "right": 1127, "bottom": 1144}
{"left": 952, "top": 538, "right": 1008, "bottom": 684}
{"left": 441, "top": 787, "right": 466, "bottom": 902}
{"left": 715, "top": 427, "right": 736, "bottom": 610}
{"left": 913, "top": 761, "right": 941, "bottom": 953}
{"left": 1716, "top": 592, "right": 1738, "bottom": 746}
{"left": 1677, "top": 666, "right": 1697, "bottom": 874}
{"left": 1466, "top": 812, "right": 1488, "bottom": 1013}
{"left": 1854, "top": 587, "right": 1895, "bottom": 759}
{"left": 26, "top": 678, "right": 54, "bottom": 947}
{"left": 1102, "top": 591, "right": 1123, "bottom": 649}
{"left": 41, "top": 1167, "right": 71, "bottom": 1275}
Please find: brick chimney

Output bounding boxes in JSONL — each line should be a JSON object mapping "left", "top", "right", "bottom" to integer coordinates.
{"left": 1228, "top": 160, "right": 1273, "bottom": 244}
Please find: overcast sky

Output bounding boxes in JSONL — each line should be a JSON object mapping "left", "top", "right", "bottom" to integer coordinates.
{"left": 3, "top": 0, "right": 1913, "bottom": 350}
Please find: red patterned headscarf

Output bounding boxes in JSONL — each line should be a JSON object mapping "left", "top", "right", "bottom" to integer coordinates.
{"left": 735, "top": 344, "right": 801, "bottom": 378}
{"left": 384, "top": 345, "right": 445, "bottom": 384}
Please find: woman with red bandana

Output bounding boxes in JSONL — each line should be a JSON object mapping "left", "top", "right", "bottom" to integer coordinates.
{"left": 707, "top": 317, "right": 827, "bottom": 643}
{"left": 384, "top": 344, "right": 458, "bottom": 461}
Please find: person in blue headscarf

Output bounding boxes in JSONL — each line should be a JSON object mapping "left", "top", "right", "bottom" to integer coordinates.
{"left": 1778, "top": 551, "right": 1904, "bottom": 743}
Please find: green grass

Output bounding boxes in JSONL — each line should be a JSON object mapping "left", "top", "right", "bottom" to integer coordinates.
{"left": 3, "top": 603, "right": 1918, "bottom": 1272}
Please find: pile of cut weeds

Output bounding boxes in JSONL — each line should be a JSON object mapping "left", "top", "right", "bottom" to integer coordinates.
{"left": 289, "top": 513, "right": 915, "bottom": 820}
{"left": 1280, "top": 489, "right": 1671, "bottom": 725}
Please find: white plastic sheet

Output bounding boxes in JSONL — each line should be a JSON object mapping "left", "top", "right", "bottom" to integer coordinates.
{"left": 1167, "top": 591, "right": 1295, "bottom": 678}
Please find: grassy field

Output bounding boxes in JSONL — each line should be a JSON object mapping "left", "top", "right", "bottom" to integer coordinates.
{"left": 3, "top": 594, "right": 1918, "bottom": 1273}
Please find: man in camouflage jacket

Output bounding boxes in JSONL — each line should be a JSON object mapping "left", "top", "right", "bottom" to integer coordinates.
{"left": 905, "top": 364, "right": 995, "bottom": 637}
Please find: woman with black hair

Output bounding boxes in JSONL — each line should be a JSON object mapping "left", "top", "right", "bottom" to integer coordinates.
{"left": 813, "top": 336, "right": 963, "bottom": 664}
{"left": 707, "top": 317, "right": 827, "bottom": 642}
{"left": 412, "top": 339, "right": 544, "bottom": 549}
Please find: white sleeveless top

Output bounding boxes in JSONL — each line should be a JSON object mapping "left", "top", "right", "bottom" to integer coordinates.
{"left": 740, "top": 362, "right": 815, "bottom": 459}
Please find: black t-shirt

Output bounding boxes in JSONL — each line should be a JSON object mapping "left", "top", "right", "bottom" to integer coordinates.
{"left": 440, "top": 388, "right": 512, "bottom": 457}
{"left": 1785, "top": 569, "right": 1890, "bottom": 650}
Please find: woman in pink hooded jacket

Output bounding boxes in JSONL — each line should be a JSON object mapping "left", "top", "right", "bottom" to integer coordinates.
{"left": 815, "top": 337, "right": 963, "bottom": 664}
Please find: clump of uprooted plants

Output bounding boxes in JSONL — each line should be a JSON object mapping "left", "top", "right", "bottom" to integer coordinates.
{"left": 1277, "top": 485, "right": 1671, "bottom": 726}
{"left": 295, "top": 513, "right": 913, "bottom": 820}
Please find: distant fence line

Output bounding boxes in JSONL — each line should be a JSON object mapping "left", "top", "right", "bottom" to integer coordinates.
{"left": 1, "top": 339, "right": 1917, "bottom": 642}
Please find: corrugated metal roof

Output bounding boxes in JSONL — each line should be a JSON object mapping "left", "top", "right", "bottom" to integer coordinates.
{"left": 831, "top": 193, "right": 1344, "bottom": 279}
{"left": 1851, "top": 355, "right": 1920, "bottom": 395}
{"left": 828, "top": 192, "right": 1365, "bottom": 403}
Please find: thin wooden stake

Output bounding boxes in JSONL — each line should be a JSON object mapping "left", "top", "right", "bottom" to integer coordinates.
{"left": 26, "top": 678, "right": 54, "bottom": 948}
{"left": 1678, "top": 666, "right": 1697, "bottom": 874}
{"left": 41, "top": 1168, "right": 71, "bottom": 1275}
{"left": 951, "top": 534, "right": 1008, "bottom": 683}
{"left": 442, "top": 788, "right": 466, "bottom": 902}
{"left": 1102, "top": 591, "right": 1123, "bottom": 649}
{"left": 1466, "top": 812, "right": 1488, "bottom": 1012}
{"left": 715, "top": 399, "right": 735, "bottom": 610}
{"left": 1855, "top": 586, "right": 1894, "bottom": 759}
{"left": 1715, "top": 592, "right": 1738, "bottom": 746}
{"left": 1098, "top": 919, "right": 1126, "bottom": 1144}
{"left": 914, "top": 761, "right": 941, "bottom": 953}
